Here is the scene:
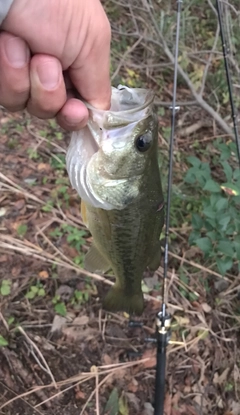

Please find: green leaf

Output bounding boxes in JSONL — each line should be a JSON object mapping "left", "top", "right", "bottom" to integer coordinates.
{"left": 195, "top": 237, "right": 212, "bottom": 254}
{"left": 221, "top": 161, "right": 233, "bottom": 182}
{"left": 0, "top": 335, "right": 8, "bottom": 347}
{"left": 25, "top": 290, "right": 36, "bottom": 299}
{"left": 217, "top": 215, "right": 231, "bottom": 231}
{"left": 38, "top": 288, "right": 46, "bottom": 297}
{"left": 216, "top": 257, "right": 233, "bottom": 275}
{"left": 184, "top": 167, "right": 197, "bottom": 184}
{"left": 233, "top": 169, "right": 240, "bottom": 181}
{"left": 217, "top": 240, "right": 234, "bottom": 257}
{"left": 17, "top": 223, "right": 28, "bottom": 237}
{"left": 54, "top": 302, "right": 67, "bottom": 317}
{"left": 119, "top": 392, "right": 129, "bottom": 415}
{"left": 192, "top": 213, "right": 203, "bottom": 230}
{"left": 187, "top": 156, "right": 201, "bottom": 167}
{"left": 203, "top": 180, "right": 221, "bottom": 193}
{"left": 206, "top": 230, "right": 218, "bottom": 241}
{"left": 233, "top": 240, "right": 240, "bottom": 260}
{"left": 0, "top": 280, "right": 11, "bottom": 296}
{"left": 202, "top": 206, "right": 216, "bottom": 219}
{"left": 188, "top": 292, "right": 199, "bottom": 302}
{"left": 7, "top": 316, "right": 15, "bottom": 326}
{"left": 105, "top": 388, "right": 119, "bottom": 415}
{"left": 215, "top": 197, "right": 228, "bottom": 212}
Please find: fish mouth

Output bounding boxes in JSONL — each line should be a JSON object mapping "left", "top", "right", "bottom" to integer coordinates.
{"left": 86, "top": 85, "right": 155, "bottom": 131}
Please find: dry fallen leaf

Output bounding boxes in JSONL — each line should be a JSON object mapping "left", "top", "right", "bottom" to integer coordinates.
{"left": 0, "top": 255, "right": 8, "bottom": 263}
{"left": 201, "top": 302, "right": 212, "bottom": 313}
{"left": 141, "top": 349, "right": 156, "bottom": 369}
{"left": 14, "top": 199, "right": 25, "bottom": 210}
{"left": 38, "top": 270, "right": 49, "bottom": 279}
{"left": 72, "top": 315, "right": 89, "bottom": 326}
{"left": 213, "top": 367, "right": 230, "bottom": 385}
{"left": 174, "top": 315, "right": 190, "bottom": 326}
{"left": 37, "top": 162, "right": 51, "bottom": 172}
{"left": 50, "top": 315, "right": 68, "bottom": 334}
{"left": 62, "top": 326, "right": 97, "bottom": 342}
{"left": 102, "top": 353, "right": 113, "bottom": 366}
{"left": 230, "top": 401, "right": 240, "bottom": 415}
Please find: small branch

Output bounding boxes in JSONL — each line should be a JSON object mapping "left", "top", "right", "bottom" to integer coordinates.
{"left": 111, "top": 35, "right": 144, "bottom": 81}
{"left": 18, "top": 326, "right": 57, "bottom": 389}
{"left": 200, "top": 23, "right": 220, "bottom": 96}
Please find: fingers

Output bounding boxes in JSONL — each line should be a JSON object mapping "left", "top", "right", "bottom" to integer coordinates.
{"left": 0, "top": 31, "right": 30, "bottom": 111}
{"left": 57, "top": 97, "right": 89, "bottom": 131}
{"left": 27, "top": 54, "right": 67, "bottom": 119}
{"left": 69, "top": 0, "right": 111, "bottom": 110}
{"left": 0, "top": 32, "right": 89, "bottom": 129}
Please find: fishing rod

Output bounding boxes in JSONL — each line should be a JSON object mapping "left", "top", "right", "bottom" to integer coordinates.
{"left": 216, "top": 0, "right": 240, "bottom": 167}
{"left": 153, "top": 1, "right": 182, "bottom": 414}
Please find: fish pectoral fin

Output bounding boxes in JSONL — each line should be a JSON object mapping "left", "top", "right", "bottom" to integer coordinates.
{"left": 81, "top": 200, "right": 88, "bottom": 228}
{"left": 147, "top": 241, "right": 162, "bottom": 271}
{"left": 84, "top": 244, "right": 111, "bottom": 273}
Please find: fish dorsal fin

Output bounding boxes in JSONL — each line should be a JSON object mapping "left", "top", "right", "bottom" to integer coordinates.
{"left": 84, "top": 244, "right": 110, "bottom": 274}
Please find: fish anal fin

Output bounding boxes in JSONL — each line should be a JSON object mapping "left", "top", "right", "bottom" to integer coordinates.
{"left": 84, "top": 244, "right": 110, "bottom": 273}
{"left": 147, "top": 241, "right": 161, "bottom": 271}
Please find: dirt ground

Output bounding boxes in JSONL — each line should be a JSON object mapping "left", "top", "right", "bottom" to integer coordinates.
{"left": 0, "top": 99, "right": 240, "bottom": 415}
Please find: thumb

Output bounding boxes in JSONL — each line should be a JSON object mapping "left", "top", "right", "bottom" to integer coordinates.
{"left": 69, "top": 18, "right": 111, "bottom": 110}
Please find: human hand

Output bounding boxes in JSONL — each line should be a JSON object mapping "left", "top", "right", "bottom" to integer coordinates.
{"left": 0, "top": 0, "right": 111, "bottom": 130}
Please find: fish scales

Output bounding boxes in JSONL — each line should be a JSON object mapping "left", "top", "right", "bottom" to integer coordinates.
{"left": 66, "top": 85, "right": 164, "bottom": 315}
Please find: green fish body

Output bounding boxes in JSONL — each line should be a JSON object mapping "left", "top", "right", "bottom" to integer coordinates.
{"left": 66, "top": 86, "right": 164, "bottom": 315}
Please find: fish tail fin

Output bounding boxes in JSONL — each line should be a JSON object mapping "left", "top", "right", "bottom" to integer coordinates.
{"left": 103, "top": 286, "right": 144, "bottom": 316}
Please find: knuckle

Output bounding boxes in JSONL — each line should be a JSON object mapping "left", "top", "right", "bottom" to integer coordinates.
{"left": 27, "top": 100, "right": 57, "bottom": 119}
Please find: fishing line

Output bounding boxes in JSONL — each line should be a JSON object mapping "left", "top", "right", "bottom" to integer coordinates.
{"left": 216, "top": 0, "right": 240, "bottom": 167}
{"left": 153, "top": 1, "right": 182, "bottom": 414}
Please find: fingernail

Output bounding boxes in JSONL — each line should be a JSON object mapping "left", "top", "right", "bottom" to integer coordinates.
{"left": 37, "top": 60, "right": 60, "bottom": 90}
{"left": 5, "top": 37, "right": 29, "bottom": 68}
{"left": 64, "top": 115, "right": 88, "bottom": 127}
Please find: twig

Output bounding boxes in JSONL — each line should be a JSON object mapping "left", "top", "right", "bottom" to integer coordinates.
{"left": 18, "top": 326, "right": 57, "bottom": 389}
{"left": 111, "top": 35, "right": 144, "bottom": 80}
{"left": 200, "top": 22, "right": 220, "bottom": 96}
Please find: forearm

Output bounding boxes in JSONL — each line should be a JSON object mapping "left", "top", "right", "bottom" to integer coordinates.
{"left": 0, "top": 0, "right": 14, "bottom": 25}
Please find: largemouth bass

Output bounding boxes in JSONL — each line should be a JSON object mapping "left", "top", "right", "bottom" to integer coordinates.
{"left": 66, "top": 86, "right": 164, "bottom": 315}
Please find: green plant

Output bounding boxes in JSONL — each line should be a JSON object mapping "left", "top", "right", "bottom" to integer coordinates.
{"left": 50, "top": 224, "right": 87, "bottom": 251}
{"left": 0, "top": 335, "right": 8, "bottom": 347}
{"left": 17, "top": 223, "right": 28, "bottom": 237}
{"left": 52, "top": 295, "right": 67, "bottom": 316}
{"left": 50, "top": 154, "right": 65, "bottom": 170}
{"left": 71, "top": 289, "right": 89, "bottom": 306}
{"left": 0, "top": 279, "right": 12, "bottom": 296}
{"left": 25, "top": 282, "right": 46, "bottom": 300}
{"left": 27, "top": 147, "right": 39, "bottom": 160}
{"left": 41, "top": 200, "right": 54, "bottom": 212}
{"left": 184, "top": 138, "right": 240, "bottom": 275}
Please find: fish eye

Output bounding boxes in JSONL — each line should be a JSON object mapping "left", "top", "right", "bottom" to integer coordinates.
{"left": 135, "top": 133, "right": 152, "bottom": 152}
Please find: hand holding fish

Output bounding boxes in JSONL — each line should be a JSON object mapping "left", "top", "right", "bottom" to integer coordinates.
{"left": 0, "top": 0, "right": 111, "bottom": 130}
